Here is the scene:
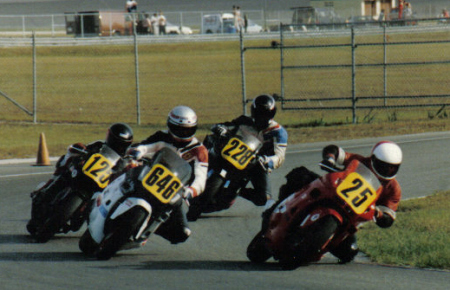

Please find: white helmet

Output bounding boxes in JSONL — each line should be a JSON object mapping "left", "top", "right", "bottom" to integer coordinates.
{"left": 371, "top": 141, "right": 402, "bottom": 180}
{"left": 167, "top": 106, "right": 198, "bottom": 141}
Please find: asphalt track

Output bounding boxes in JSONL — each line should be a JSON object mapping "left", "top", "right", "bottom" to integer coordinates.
{"left": 1, "top": 132, "right": 450, "bottom": 289}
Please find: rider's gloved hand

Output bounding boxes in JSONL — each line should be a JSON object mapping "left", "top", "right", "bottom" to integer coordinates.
{"left": 182, "top": 187, "right": 194, "bottom": 200}
{"left": 258, "top": 155, "right": 268, "bottom": 165}
{"left": 127, "top": 147, "right": 143, "bottom": 160}
{"left": 211, "top": 124, "right": 228, "bottom": 136}
{"left": 320, "top": 156, "right": 336, "bottom": 171}
{"left": 257, "top": 155, "right": 272, "bottom": 173}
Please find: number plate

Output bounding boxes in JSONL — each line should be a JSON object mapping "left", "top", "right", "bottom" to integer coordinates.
{"left": 142, "top": 164, "right": 182, "bottom": 204}
{"left": 336, "top": 172, "right": 377, "bottom": 215}
{"left": 82, "top": 153, "right": 114, "bottom": 188}
{"left": 221, "top": 137, "right": 255, "bottom": 170}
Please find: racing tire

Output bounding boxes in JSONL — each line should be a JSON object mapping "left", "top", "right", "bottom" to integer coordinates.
{"left": 79, "top": 229, "right": 98, "bottom": 257}
{"left": 280, "top": 215, "right": 339, "bottom": 270}
{"left": 247, "top": 231, "right": 272, "bottom": 263}
{"left": 32, "top": 193, "right": 84, "bottom": 243}
{"left": 96, "top": 207, "right": 148, "bottom": 260}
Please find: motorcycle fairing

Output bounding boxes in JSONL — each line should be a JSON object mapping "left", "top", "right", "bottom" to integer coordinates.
{"left": 82, "top": 145, "right": 121, "bottom": 189}
{"left": 265, "top": 160, "right": 382, "bottom": 262}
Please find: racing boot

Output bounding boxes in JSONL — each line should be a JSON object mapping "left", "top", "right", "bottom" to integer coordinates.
{"left": 239, "top": 188, "right": 270, "bottom": 206}
{"left": 330, "top": 235, "right": 359, "bottom": 264}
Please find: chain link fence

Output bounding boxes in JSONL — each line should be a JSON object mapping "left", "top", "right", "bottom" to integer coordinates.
{"left": 241, "top": 19, "right": 450, "bottom": 124}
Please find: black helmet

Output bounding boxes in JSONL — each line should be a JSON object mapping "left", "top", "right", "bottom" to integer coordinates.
{"left": 105, "top": 123, "right": 134, "bottom": 156}
{"left": 251, "top": 94, "right": 277, "bottom": 130}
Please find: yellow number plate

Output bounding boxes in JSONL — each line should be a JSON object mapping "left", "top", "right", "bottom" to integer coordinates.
{"left": 82, "top": 153, "right": 114, "bottom": 188}
{"left": 336, "top": 172, "right": 377, "bottom": 215}
{"left": 142, "top": 164, "right": 182, "bottom": 204}
{"left": 221, "top": 137, "right": 255, "bottom": 170}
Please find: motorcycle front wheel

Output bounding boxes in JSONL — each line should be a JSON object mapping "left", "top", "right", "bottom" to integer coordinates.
{"left": 247, "top": 230, "right": 272, "bottom": 263}
{"left": 280, "top": 215, "right": 339, "bottom": 270}
{"left": 96, "top": 207, "right": 148, "bottom": 260}
{"left": 79, "top": 229, "right": 98, "bottom": 257}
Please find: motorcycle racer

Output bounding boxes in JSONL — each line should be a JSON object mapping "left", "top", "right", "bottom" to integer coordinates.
{"left": 208, "top": 94, "right": 288, "bottom": 207}
{"left": 320, "top": 140, "right": 402, "bottom": 263}
{"left": 27, "top": 123, "right": 134, "bottom": 234}
{"left": 261, "top": 140, "right": 402, "bottom": 264}
{"left": 128, "top": 105, "right": 209, "bottom": 244}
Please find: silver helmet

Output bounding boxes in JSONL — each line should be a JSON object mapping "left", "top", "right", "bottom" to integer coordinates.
{"left": 167, "top": 106, "right": 198, "bottom": 141}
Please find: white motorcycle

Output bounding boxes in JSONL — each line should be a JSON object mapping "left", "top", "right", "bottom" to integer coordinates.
{"left": 79, "top": 147, "right": 192, "bottom": 260}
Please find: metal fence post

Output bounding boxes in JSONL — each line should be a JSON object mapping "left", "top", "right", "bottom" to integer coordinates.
{"left": 351, "top": 28, "right": 356, "bottom": 124}
{"left": 280, "top": 24, "right": 285, "bottom": 107}
{"left": 240, "top": 29, "right": 247, "bottom": 116}
{"left": 33, "top": 32, "right": 37, "bottom": 124}
{"left": 383, "top": 24, "right": 388, "bottom": 106}
{"left": 133, "top": 20, "right": 141, "bottom": 125}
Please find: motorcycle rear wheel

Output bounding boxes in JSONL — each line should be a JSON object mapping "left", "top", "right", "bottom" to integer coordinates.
{"left": 247, "top": 231, "right": 272, "bottom": 263}
{"left": 96, "top": 207, "right": 148, "bottom": 260}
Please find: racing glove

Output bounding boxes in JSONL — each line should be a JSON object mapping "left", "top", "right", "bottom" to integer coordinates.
{"left": 211, "top": 124, "right": 228, "bottom": 136}
{"left": 127, "top": 147, "right": 144, "bottom": 160}
{"left": 182, "top": 186, "right": 194, "bottom": 200}
{"left": 374, "top": 205, "right": 396, "bottom": 228}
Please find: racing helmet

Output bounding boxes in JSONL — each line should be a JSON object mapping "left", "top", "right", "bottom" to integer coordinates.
{"left": 370, "top": 141, "right": 402, "bottom": 180}
{"left": 251, "top": 94, "right": 277, "bottom": 130}
{"left": 105, "top": 123, "right": 134, "bottom": 156}
{"left": 167, "top": 106, "right": 198, "bottom": 141}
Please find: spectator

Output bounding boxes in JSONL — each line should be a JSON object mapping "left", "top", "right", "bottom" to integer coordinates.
{"left": 244, "top": 13, "right": 248, "bottom": 32}
{"left": 398, "top": 0, "right": 404, "bottom": 19}
{"left": 404, "top": 2, "right": 412, "bottom": 18}
{"left": 150, "top": 13, "right": 158, "bottom": 35}
{"left": 158, "top": 11, "right": 167, "bottom": 35}
{"left": 125, "top": 0, "right": 137, "bottom": 13}
{"left": 234, "top": 6, "right": 242, "bottom": 32}
{"left": 378, "top": 9, "right": 385, "bottom": 22}
{"left": 443, "top": 9, "right": 450, "bottom": 18}
{"left": 142, "top": 13, "right": 152, "bottom": 34}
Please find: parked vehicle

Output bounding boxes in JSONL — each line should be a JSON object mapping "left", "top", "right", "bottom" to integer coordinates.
{"left": 186, "top": 125, "right": 263, "bottom": 221}
{"left": 289, "top": 6, "right": 345, "bottom": 30}
{"left": 202, "top": 13, "right": 261, "bottom": 34}
{"left": 247, "top": 159, "right": 382, "bottom": 269}
{"left": 65, "top": 11, "right": 134, "bottom": 36}
{"left": 346, "top": 15, "right": 378, "bottom": 28}
{"left": 79, "top": 147, "right": 192, "bottom": 260}
{"left": 165, "top": 21, "right": 193, "bottom": 35}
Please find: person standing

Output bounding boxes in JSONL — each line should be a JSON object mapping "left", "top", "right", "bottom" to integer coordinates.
{"left": 125, "top": 0, "right": 137, "bottom": 13}
{"left": 150, "top": 13, "right": 158, "bottom": 34}
{"left": 158, "top": 11, "right": 167, "bottom": 35}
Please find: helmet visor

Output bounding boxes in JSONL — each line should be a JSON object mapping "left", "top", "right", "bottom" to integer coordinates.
{"left": 168, "top": 122, "right": 197, "bottom": 140}
{"left": 372, "top": 156, "right": 400, "bottom": 179}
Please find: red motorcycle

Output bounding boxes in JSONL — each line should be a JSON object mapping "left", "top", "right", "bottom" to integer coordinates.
{"left": 247, "top": 159, "right": 382, "bottom": 269}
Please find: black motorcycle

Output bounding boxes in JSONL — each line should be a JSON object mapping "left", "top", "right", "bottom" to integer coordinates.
{"left": 187, "top": 125, "right": 262, "bottom": 221}
{"left": 27, "top": 144, "right": 122, "bottom": 242}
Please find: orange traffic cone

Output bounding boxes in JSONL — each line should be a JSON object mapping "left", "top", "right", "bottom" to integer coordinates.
{"left": 36, "top": 132, "right": 51, "bottom": 166}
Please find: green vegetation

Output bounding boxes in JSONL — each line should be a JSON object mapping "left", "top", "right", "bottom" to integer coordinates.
{"left": 358, "top": 191, "right": 450, "bottom": 270}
